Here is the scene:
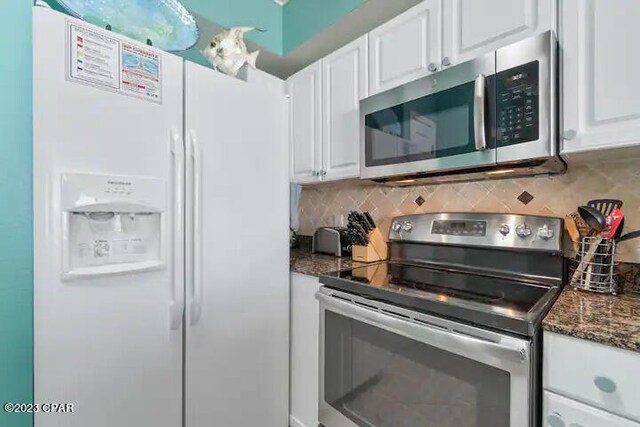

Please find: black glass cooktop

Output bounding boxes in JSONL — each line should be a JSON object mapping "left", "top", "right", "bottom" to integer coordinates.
{"left": 320, "top": 261, "right": 561, "bottom": 336}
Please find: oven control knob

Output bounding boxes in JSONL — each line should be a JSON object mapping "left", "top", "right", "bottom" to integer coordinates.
{"left": 391, "top": 222, "right": 402, "bottom": 233}
{"left": 537, "top": 224, "right": 554, "bottom": 240}
{"left": 401, "top": 221, "right": 413, "bottom": 232}
{"left": 516, "top": 223, "right": 532, "bottom": 238}
{"left": 498, "top": 224, "right": 510, "bottom": 236}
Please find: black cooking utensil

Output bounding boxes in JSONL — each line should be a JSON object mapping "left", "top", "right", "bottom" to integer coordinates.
{"left": 619, "top": 230, "right": 640, "bottom": 242}
{"left": 587, "top": 199, "right": 624, "bottom": 217}
{"left": 578, "top": 205, "right": 607, "bottom": 236}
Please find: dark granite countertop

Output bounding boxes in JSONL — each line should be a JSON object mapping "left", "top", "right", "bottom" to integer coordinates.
{"left": 542, "top": 287, "right": 640, "bottom": 353}
{"left": 290, "top": 246, "right": 353, "bottom": 277}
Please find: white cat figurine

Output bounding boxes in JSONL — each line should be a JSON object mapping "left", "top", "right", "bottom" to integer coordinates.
{"left": 201, "top": 27, "right": 260, "bottom": 76}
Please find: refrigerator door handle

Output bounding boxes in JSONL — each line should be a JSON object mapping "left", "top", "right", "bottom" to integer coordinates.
{"left": 189, "top": 131, "right": 203, "bottom": 325}
{"left": 169, "top": 129, "right": 185, "bottom": 330}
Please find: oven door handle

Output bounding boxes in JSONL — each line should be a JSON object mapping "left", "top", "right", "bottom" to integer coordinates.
{"left": 474, "top": 74, "right": 488, "bottom": 151}
{"left": 317, "top": 293, "right": 527, "bottom": 364}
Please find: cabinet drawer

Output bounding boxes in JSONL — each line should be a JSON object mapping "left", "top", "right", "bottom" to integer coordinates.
{"left": 544, "top": 332, "right": 640, "bottom": 422}
{"left": 544, "top": 391, "right": 640, "bottom": 427}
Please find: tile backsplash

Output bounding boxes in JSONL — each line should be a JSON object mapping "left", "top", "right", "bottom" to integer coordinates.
{"left": 298, "top": 159, "right": 640, "bottom": 262}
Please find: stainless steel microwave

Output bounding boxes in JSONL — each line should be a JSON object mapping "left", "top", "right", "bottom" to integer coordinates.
{"left": 360, "top": 31, "right": 566, "bottom": 185}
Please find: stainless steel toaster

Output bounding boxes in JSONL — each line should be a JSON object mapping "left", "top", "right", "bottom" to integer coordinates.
{"left": 312, "top": 227, "right": 351, "bottom": 257}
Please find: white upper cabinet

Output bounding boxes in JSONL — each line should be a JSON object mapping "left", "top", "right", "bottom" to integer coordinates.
{"left": 368, "top": 0, "right": 442, "bottom": 95}
{"left": 322, "top": 36, "right": 368, "bottom": 181}
{"left": 442, "top": 0, "right": 554, "bottom": 67}
{"left": 287, "top": 61, "right": 322, "bottom": 183}
{"left": 561, "top": 0, "right": 640, "bottom": 158}
{"left": 288, "top": 37, "right": 367, "bottom": 184}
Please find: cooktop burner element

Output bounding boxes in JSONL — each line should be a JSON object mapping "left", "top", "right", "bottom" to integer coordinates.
{"left": 320, "top": 212, "right": 564, "bottom": 337}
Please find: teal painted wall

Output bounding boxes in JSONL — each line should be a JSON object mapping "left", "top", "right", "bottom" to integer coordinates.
{"left": 0, "top": 1, "right": 34, "bottom": 427}
{"left": 282, "top": 0, "right": 366, "bottom": 53}
{"left": 169, "top": 0, "right": 284, "bottom": 55}
{"left": 44, "top": 0, "right": 365, "bottom": 58}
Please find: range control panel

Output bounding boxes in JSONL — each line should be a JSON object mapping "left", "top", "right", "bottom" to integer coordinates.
{"left": 389, "top": 213, "right": 563, "bottom": 253}
{"left": 497, "top": 60, "right": 539, "bottom": 147}
{"left": 431, "top": 220, "right": 487, "bottom": 237}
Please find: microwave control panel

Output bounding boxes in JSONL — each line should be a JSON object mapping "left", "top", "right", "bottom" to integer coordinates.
{"left": 496, "top": 61, "right": 539, "bottom": 146}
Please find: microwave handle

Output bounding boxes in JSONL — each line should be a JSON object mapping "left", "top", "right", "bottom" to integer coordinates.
{"left": 474, "top": 74, "right": 487, "bottom": 151}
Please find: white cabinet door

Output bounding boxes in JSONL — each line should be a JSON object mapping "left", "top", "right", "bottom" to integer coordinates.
{"left": 443, "top": 0, "right": 554, "bottom": 67}
{"left": 544, "top": 391, "right": 640, "bottom": 427}
{"left": 289, "top": 273, "right": 321, "bottom": 427}
{"left": 368, "top": 0, "right": 442, "bottom": 95}
{"left": 321, "top": 36, "right": 368, "bottom": 181}
{"left": 543, "top": 332, "right": 640, "bottom": 422}
{"left": 288, "top": 62, "right": 322, "bottom": 183}
{"left": 561, "top": 0, "right": 640, "bottom": 158}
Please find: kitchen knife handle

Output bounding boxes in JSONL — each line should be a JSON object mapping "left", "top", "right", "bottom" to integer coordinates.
{"left": 474, "top": 74, "right": 487, "bottom": 151}
{"left": 190, "top": 131, "right": 204, "bottom": 326}
{"left": 169, "top": 129, "right": 185, "bottom": 330}
{"left": 364, "top": 212, "right": 376, "bottom": 229}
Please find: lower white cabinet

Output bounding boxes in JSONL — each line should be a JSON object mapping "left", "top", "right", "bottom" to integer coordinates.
{"left": 544, "top": 391, "right": 640, "bottom": 427}
{"left": 561, "top": 0, "right": 640, "bottom": 159}
{"left": 544, "top": 332, "right": 640, "bottom": 422}
{"left": 289, "top": 273, "right": 321, "bottom": 427}
{"left": 544, "top": 331, "right": 640, "bottom": 427}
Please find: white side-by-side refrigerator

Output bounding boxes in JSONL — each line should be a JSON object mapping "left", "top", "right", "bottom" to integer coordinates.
{"left": 33, "top": 7, "right": 289, "bottom": 427}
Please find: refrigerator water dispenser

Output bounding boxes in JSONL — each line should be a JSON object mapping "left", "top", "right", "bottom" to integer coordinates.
{"left": 61, "top": 173, "right": 166, "bottom": 280}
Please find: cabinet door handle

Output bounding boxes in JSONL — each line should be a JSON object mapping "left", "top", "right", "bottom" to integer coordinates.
{"left": 427, "top": 62, "right": 439, "bottom": 72}
{"left": 546, "top": 412, "right": 565, "bottom": 427}
{"left": 594, "top": 376, "right": 617, "bottom": 393}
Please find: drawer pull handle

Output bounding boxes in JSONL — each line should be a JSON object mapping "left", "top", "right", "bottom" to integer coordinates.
{"left": 594, "top": 376, "right": 617, "bottom": 393}
{"left": 546, "top": 412, "right": 565, "bottom": 427}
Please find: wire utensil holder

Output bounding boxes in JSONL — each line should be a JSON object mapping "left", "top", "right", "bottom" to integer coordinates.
{"left": 570, "top": 237, "right": 618, "bottom": 294}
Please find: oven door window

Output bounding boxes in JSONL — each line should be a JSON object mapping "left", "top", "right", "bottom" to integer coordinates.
{"left": 324, "top": 311, "right": 511, "bottom": 427}
{"left": 364, "top": 80, "right": 494, "bottom": 167}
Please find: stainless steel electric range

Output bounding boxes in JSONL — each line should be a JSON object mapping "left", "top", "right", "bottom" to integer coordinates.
{"left": 317, "top": 212, "right": 564, "bottom": 427}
